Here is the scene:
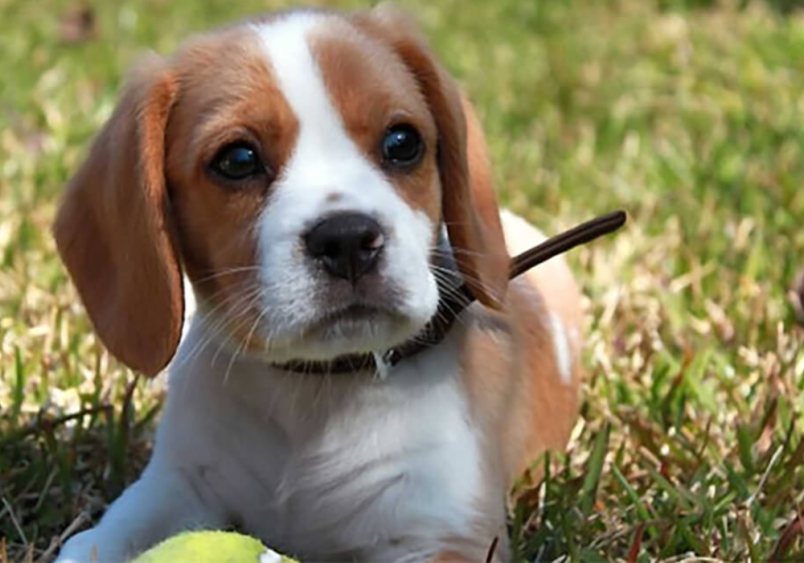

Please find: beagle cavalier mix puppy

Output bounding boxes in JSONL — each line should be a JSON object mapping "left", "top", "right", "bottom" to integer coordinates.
{"left": 53, "top": 5, "right": 583, "bottom": 562}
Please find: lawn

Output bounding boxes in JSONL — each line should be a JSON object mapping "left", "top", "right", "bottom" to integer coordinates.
{"left": 2, "top": 0, "right": 804, "bottom": 561}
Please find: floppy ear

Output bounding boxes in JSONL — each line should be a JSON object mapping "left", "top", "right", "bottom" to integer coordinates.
{"left": 354, "top": 3, "right": 510, "bottom": 308}
{"left": 53, "top": 55, "right": 183, "bottom": 377}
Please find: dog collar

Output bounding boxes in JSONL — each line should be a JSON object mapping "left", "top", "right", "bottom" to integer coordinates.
{"left": 272, "top": 211, "right": 627, "bottom": 376}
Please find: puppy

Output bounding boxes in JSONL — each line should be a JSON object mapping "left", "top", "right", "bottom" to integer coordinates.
{"left": 53, "top": 5, "right": 583, "bottom": 562}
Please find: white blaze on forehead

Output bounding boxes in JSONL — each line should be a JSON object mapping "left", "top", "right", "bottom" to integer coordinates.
{"left": 549, "top": 312, "right": 573, "bottom": 385}
{"left": 247, "top": 13, "right": 439, "bottom": 353}
{"left": 251, "top": 14, "right": 346, "bottom": 162}
{"left": 250, "top": 13, "right": 432, "bottom": 223}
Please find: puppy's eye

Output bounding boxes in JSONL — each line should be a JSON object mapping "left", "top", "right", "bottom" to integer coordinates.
{"left": 381, "top": 124, "right": 424, "bottom": 169}
{"left": 210, "top": 143, "right": 263, "bottom": 180}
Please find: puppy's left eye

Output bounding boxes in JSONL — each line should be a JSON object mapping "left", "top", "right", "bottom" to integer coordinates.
{"left": 210, "top": 143, "right": 263, "bottom": 180}
{"left": 382, "top": 125, "right": 424, "bottom": 169}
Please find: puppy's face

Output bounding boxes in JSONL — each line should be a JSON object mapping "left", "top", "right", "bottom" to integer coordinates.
{"left": 167, "top": 15, "right": 442, "bottom": 361}
{"left": 54, "top": 7, "right": 509, "bottom": 375}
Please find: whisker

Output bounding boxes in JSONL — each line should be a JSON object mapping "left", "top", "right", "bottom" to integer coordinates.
{"left": 192, "top": 266, "right": 263, "bottom": 284}
{"left": 431, "top": 246, "right": 488, "bottom": 258}
{"left": 211, "top": 289, "right": 268, "bottom": 369}
{"left": 243, "top": 293, "right": 269, "bottom": 354}
{"left": 179, "top": 284, "right": 265, "bottom": 368}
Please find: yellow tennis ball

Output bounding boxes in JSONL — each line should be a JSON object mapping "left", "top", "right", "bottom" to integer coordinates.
{"left": 130, "top": 531, "right": 299, "bottom": 563}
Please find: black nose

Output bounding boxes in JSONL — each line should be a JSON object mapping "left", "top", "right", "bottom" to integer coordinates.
{"left": 304, "top": 213, "right": 385, "bottom": 283}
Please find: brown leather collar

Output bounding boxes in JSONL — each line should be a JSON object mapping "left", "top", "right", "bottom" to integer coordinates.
{"left": 273, "top": 211, "right": 627, "bottom": 375}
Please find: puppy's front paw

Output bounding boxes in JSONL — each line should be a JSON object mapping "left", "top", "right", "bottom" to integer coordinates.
{"left": 55, "top": 529, "right": 124, "bottom": 563}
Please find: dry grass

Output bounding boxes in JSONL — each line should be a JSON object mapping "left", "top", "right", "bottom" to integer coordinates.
{"left": 2, "top": 0, "right": 804, "bottom": 561}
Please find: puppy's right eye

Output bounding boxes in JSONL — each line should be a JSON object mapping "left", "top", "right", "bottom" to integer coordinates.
{"left": 210, "top": 143, "right": 264, "bottom": 180}
{"left": 381, "top": 124, "right": 424, "bottom": 170}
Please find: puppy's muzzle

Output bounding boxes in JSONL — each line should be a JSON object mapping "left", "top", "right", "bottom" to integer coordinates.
{"left": 304, "top": 212, "right": 385, "bottom": 283}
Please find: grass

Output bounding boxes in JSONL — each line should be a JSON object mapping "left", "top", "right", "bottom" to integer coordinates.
{"left": 1, "top": 0, "right": 804, "bottom": 561}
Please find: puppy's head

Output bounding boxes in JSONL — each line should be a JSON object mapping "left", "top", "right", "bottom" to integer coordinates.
{"left": 53, "top": 4, "right": 509, "bottom": 376}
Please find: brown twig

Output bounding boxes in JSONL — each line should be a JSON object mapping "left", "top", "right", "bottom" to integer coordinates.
{"left": 36, "top": 512, "right": 91, "bottom": 563}
{"left": 484, "top": 536, "right": 499, "bottom": 563}
{"left": 771, "top": 512, "right": 804, "bottom": 563}
{"left": 0, "top": 405, "right": 112, "bottom": 446}
{"left": 626, "top": 524, "right": 645, "bottom": 563}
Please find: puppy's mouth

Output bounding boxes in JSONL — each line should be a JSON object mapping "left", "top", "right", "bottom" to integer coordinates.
{"left": 324, "top": 303, "right": 392, "bottom": 321}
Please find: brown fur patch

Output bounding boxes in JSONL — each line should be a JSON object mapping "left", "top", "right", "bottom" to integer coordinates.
{"left": 164, "top": 28, "right": 299, "bottom": 346}
{"left": 309, "top": 22, "right": 441, "bottom": 224}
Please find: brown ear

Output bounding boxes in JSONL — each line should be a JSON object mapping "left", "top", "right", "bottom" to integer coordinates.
{"left": 354, "top": 3, "right": 510, "bottom": 308}
{"left": 53, "top": 55, "right": 183, "bottom": 376}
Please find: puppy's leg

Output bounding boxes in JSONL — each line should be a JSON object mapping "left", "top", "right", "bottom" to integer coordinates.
{"left": 56, "top": 463, "right": 225, "bottom": 563}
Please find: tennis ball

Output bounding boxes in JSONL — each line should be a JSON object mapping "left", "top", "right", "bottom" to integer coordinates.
{"left": 131, "top": 531, "right": 299, "bottom": 563}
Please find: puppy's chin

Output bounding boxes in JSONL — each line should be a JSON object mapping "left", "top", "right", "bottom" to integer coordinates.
{"left": 301, "top": 311, "right": 422, "bottom": 359}
{"left": 258, "top": 306, "right": 429, "bottom": 363}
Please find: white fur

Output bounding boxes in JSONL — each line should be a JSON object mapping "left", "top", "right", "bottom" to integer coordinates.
{"left": 56, "top": 319, "right": 487, "bottom": 563}
{"left": 247, "top": 14, "right": 439, "bottom": 362}
{"left": 181, "top": 276, "right": 196, "bottom": 342}
{"left": 549, "top": 312, "right": 573, "bottom": 385}
{"left": 499, "top": 209, "right": 547, "bottom": 253}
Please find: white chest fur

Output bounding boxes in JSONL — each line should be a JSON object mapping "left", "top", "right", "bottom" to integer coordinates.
{"left": 157, "top": 321, "right": 486, "bottom": 561}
